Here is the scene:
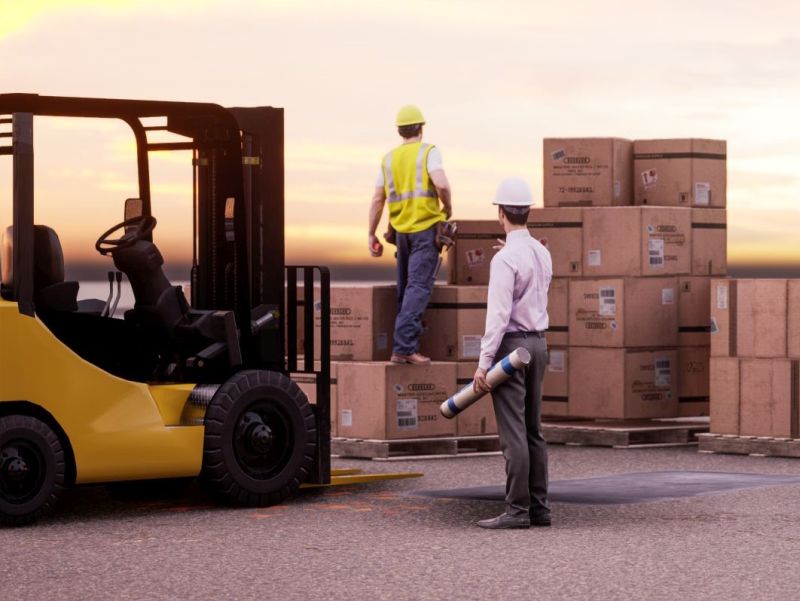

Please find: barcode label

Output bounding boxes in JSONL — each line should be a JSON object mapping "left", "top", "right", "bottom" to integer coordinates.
{"left": 397, "top": 399, "right": 418, "bottom": 430}
{"left": 599, "top": 286, "right": 616, "bottom": 316}
{"left": 655, "top": 359, "right": 671, "bottom": 387}
{"left": 694, "top": 182, "right": 710, "bottom": 205}
{"left": 462, "top": 335, "right": 482, "bottom": 358}
{"left": 649, "top": 238, "right": 665, "bottom": 267}
{"left": 717, "top": 284, "right": 728, "bottom": 310}
{"left": 548, "top": 350, "right": 566, "bottom": 373}
{"left": 588, "top": 250, "right": 602, "bottom": 267}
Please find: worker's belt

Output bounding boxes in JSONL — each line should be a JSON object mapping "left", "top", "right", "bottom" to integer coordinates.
{"left": 505, "top": 330, "right": 545, "bottom": 339}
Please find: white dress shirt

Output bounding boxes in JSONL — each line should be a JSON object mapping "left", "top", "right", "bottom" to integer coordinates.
{"left": 479, "top": 228, "right": 553, "bottom": 370}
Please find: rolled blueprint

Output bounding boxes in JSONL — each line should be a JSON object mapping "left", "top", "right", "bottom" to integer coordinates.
{"left": 440, "top": 347, "right": 532, "bottom": 419}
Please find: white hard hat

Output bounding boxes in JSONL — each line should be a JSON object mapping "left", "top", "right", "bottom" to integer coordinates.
{"left": 493, "top": 176, "right": 533, "bottom": 207}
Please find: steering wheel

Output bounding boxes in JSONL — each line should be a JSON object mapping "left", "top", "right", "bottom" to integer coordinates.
{"left": 95, "top": 215, "right": 157, "bottom": 256}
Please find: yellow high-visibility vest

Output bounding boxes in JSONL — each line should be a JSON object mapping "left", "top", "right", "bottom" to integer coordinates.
{"left": 382, "top": 142, "right": 445, "bottom": 234}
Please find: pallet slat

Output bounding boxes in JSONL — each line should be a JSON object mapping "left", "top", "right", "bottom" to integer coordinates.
{"left": 698, "top": 433, "right": 800, "bottom": 458}
{"left": 333, "top": 419, "right": 709, "bottom": 459}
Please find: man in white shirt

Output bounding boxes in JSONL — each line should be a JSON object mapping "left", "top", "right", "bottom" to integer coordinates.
{"left": 473, "top": 177, "right": 553, "bottom": 530}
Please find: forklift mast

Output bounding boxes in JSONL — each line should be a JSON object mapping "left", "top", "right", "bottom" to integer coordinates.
{"left": 0, "top": 94, "right": 331, "bottom": 483}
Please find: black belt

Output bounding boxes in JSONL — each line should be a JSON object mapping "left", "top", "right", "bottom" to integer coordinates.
{"left": 505, "top": 331, "right": 545, "bottom": 339}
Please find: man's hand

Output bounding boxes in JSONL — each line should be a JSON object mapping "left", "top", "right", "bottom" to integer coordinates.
{"left": 368, "top": 234, "right": 384, "bottom": 258}
{"left": 473, "top": 367, "right": 491, "bottom": 394}
{"left": 492, "top": 238, "right": 506, "bottom": 251}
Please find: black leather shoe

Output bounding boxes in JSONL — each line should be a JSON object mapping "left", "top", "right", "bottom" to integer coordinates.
{"left": 477, "top": 513, "right": 530, "bottom": 529}
{"left": 529, "top": 512, "right": 551, "bottom": 527}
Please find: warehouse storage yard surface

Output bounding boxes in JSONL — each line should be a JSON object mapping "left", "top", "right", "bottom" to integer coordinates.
{"left": 3, "top": 445, "right": 800, "bottom": 601}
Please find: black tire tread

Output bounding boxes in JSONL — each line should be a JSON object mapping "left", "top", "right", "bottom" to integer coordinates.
{"left": 0, "top": 415, "right": 66, "bottom": 527}
{"left": 200, "top": 370, "right": 316, "bottom": 507}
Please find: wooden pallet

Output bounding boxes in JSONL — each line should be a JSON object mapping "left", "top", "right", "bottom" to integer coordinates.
{"left": 332, "top": 418, "right": 709, "bottom": 459}
{"left": 332, "top": 435, "right": 501, "bottom": 460}
{"left": 698, "top": 433, "right": 800, "bottom": 458}
{"left": 543, "top": 418, "right": 709, "bottom": 448}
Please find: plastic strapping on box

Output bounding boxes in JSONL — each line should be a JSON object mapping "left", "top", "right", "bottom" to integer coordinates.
{"left": 729, "top": 280, "right": 738, "bottom": 357}
{"left": 792, "top": 360, "right": 799, "bottom": 439}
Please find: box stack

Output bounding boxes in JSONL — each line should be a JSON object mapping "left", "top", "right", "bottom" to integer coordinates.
{"left": 708, "top": 279, "right": 800, "bottom": 438}
{"left": 292, "top": 282, "right": 491, "bottom": 442}
{"left": 447, "top": 137, "right": 728, "bottom": 419}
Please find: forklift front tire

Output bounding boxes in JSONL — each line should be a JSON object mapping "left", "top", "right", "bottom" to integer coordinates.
{"left": 0, "top": 415, "right": 66, "bottom": 527}
{"left": 201, "top": 370, "right": 316, "bottom": 507}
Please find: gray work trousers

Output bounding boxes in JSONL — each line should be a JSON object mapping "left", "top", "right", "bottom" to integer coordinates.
{"left": 491, "top": 333, "right": 549, "bottom": 518}
{"left": 393, "top": 226, "right": 439, "bottom": 355}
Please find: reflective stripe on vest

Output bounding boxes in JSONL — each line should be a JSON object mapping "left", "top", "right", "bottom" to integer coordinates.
{"left": 382, "top": 142, "right": 444, "bottom": 234}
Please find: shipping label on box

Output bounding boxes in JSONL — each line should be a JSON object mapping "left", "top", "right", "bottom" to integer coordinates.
{"left": 543, "top": 138, "right": 632, "bottom": 207}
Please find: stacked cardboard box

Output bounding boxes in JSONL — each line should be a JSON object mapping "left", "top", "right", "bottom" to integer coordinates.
{"left": 709, "top": 279, "right": 800, "bottom": 438}
{"left": 447, "top": 137, "right": 727, "bottom": 419}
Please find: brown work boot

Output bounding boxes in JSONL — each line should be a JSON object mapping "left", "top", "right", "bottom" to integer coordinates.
{"left": 390, "top": 352, "right": 431, "bottom": 365}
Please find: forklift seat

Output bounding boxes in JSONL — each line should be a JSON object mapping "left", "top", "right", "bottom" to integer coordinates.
{"left": 1, "top": 225, "right": 80, "bottom": 312}
{"left": 111, "top": 237, "right": 241, "bottom": 371}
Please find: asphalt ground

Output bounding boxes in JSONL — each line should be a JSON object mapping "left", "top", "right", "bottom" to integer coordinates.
{"left": 3, "top": 445, "right": 800, "bottom": 601}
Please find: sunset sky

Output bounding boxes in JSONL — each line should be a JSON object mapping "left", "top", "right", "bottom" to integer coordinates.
{"left": 2, "top": 0, "right": 800, "bottom": 278}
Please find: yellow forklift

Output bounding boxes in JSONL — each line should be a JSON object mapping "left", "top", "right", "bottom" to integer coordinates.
{"left": 0, "top": 94, "right": 412, "bottom": 526}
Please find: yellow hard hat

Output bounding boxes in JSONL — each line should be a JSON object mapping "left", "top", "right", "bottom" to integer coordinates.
{"left": 396, "top": 105, "right": 425, "bottom": 126}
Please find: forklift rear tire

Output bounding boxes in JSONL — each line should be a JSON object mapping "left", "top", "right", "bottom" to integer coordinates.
{"left": 201, "top": 370, "right": 316, "bottom": 507}
{"left": 0, "top": 415, "right": 66, "bottom": 527}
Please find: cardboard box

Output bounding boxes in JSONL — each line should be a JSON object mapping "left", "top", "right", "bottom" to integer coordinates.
{"left": 739, "top": 359, "right": 798, "bottom": 438}
{"left": 634, "top": 139, "right": 727, "bottom": 208}
{"left": 419, "top": 286, "right": 487, "bottom": 361}
{"left": 455, "top": 363, "right": 498, "bottom": 436}
{"left": 691, "top": 208, "right": 727, "bottom": 276}
{"left": 336, "top": 362, "right": 457, "bottom": 440}
{"left": 677, "top": 347, "right": 710, "bottom": 417}
{"left": 569, "top": 347, "right": 678, "bottom": 419}
{"left": 547, "top": 278, "right": 569, "bottom": 346}
{"left": 292, "top": 362, "right": 339, "bottom": 437}
{"left": 678, "top": 276, "right": 711, "bottom": 347}
{"left": 446, "top": 220, "right": 504, "bottom": 285}
{"left": 298, "top": 284, "right": 397, "bottom": 361}
{"left": 582, "top": 206, "right": 691, "bottom": 277}
{"left": 710, "top": 357, "right": 740, "bottom": 434}
{"left": 543, "top": 138, "right": 632, "bottom": 207}
{"left": 710, "top": 279, "right": 787, "bottom": 358}
{"left": 569, "top": 277, "right": 679, "bottom": 348}
{"left": 788, "top": 280, "right": 800, "bottom": 358}
{"left": 528, "top": 208, "right": 583, "bottom": 277}
{"left": 542, "top": 347, "right": 569, "bottom": 417}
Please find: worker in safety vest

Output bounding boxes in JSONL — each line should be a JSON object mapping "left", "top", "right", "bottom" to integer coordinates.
{"left": 473, "top": 177, "right": 552, "bottom": 529}
{"left": 368, "top": 105, "right": 452, "bottom": 365}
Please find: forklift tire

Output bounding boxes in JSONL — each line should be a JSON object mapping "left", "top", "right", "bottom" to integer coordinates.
{"left": 0, "top": 415, "right": 66, "bottom": 527}
{"left": 201, "top": 370, "right": 316, "bottom": 507}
